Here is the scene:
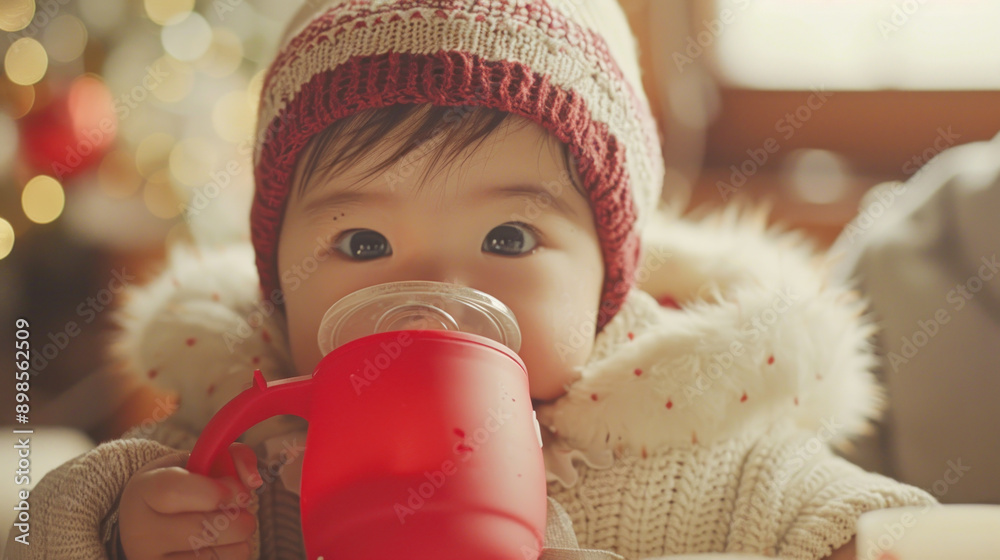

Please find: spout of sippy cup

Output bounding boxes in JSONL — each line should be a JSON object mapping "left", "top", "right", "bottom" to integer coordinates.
{"left": 317, "top": 281, "right": 521, "bottom": 356}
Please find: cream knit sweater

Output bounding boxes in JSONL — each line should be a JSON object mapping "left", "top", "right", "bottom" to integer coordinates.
{"left": 4, "top": 208, "right": 938, "bottom": 559}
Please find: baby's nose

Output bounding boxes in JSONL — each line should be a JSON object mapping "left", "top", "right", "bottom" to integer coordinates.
{"left": 394, "top": 253, "right": 472, "bottom": 288}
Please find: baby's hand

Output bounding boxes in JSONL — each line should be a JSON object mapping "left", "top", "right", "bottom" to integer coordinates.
{"left": 118, "top": 443, "right": 263, "bottom": 560}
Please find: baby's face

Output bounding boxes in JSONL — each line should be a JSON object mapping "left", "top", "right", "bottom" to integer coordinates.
{"left": 277, "top": 114, "right": 603, "bottom": 402}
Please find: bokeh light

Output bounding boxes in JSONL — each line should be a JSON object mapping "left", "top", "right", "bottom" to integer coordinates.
{"left": 247, "top": 68, "right": 266, "bottom": 110}
{"left": 161, "top": 11, "right": 212, "bottom": 61}
{"left": 783, "top": 149, "right": 851, "bottom": 205}
{"left": 5, "top": 37, "right": 48, "bottom": 86}
{"left": 143, "top": 168, "right": 183, "bottom": 219}
{"left": 0, "top": 80, "right": 35, "bottom": 119}
{"left": 43, "top": 14, "right": 89, "bottom": 63}
{"left": 21, "top": 175, "right": 66, "bottom": 224}
{"left": 0, "top": 113, "right": 18, "bottom": 174}
{"left": 144, "top": 0, "right": 195, "bottom": 27}
{"left": 195, "top": 27, "right": 244, "bottom": 78}
{"left": 0, "top": 0, "right": 34, "bottom": 32}
{"left": 98, "top": 149, "right": 144, "bottom": 199}
{"left": 135, "top": 132, "right": 176, "bottom": 178}
{"left": 0, "top": 217, "right": 14, "bottom": 260}
{"left": 78, "top": 0, "right": 126, "bottom": 36}
{"left": 169, "top": 137, "right": 219, "bottom": 186}
{"left": 150, "top": 55, "right": 195, "bottom": 103}
{"left": 212, "top": 90, "right": 254, "bottom": 143}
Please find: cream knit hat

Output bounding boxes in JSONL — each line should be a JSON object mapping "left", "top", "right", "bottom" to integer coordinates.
{"left": 250, "top": 0, "right": 665, "bottom": 331}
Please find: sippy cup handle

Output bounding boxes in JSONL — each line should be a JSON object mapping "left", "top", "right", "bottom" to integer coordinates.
{"left": 186, "top": 370, "right": 313, "bottom": 479}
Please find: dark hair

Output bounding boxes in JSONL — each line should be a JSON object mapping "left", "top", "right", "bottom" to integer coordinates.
{"left": 290, "top": 103, "right": 584, "bottom": 198}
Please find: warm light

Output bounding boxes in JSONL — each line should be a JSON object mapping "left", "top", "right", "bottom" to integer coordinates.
{"left": 144, "top": 0, "right": 194, "bottom": 26}
{"left": 5, "top": 37, "right": 47, "bottom": 86}
{"left": 0, "top": 0, "right": 34, "bottom": 32}
{"left": 79, "top": 0, "right": 126, "bottom": 35}
{"left": 165, "top": 221, "right": 194, "bottom": 248}
{"left": 169, "top": 137, "right": 219, "bottom": 187}
{"left": 143, "top": 169, "right": 183, "bottom": 219}
{"left": 135, "top": 132, "right": 175, "bottom": 178}
{"left": 43, "top": 14, "right": 88, "bottom": 63}
{"left": 0, "top": 114, "right": 17, "bottom": 175}
{"left": 150, "top": 55, "right": 194, "bottom": 103}
{"left": 783, "top": 149, "right": 851, "bottom": 205}
{"left": 212, "top": 90, "right": 254, "bottom": 143}
{"left": 21, "top": 175, "right": 65, "bottom": 224}
{"left": 196, "top": 27, "right": 244, "bottom": 78}
{"left": 0, "top": 217, "right": 13, "bottom": 260}
{"left": 715, "top": 0, "right": 1000, "bottom": 90}
{"left": 1, "top": 82, "right": 35, "bottom": 119}
{"left": 99, "top": 149, "right": 143, "bottom": 198}
{"left": 161, "top": 11, "right": 212, "bottom": 61}
{"left": 247, "top": 68, "right": 266, "bottom": 110}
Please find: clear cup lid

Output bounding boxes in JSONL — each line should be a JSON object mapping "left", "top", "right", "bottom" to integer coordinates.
{"left": 317, "top": 281, "right": 521, "bottom": 355}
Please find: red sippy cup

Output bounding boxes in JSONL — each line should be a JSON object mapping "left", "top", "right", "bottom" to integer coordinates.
{"left": 186, "top": 281, "right": 547, "bottom": 560}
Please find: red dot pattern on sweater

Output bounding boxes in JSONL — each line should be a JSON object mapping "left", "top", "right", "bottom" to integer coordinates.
{"left": 147, "top": 369, "right": 158, "bottom": 379}
{"left": 767, "top": 355, "right": 775, "bottom": 365}
{"left": 666, "top": 399, "right": 673, "bottom": 409}
{"left": 186, "top": 337, "right": 196, "bottom": 346}
{"left": 634, "top": 368, "right": 642, "bottom": 376}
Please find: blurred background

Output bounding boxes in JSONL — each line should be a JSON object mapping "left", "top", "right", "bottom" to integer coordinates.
{"left": 1, "top": 0, "right": 999, "bottom": 547}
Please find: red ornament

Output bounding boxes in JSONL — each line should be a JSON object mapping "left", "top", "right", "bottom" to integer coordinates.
{"left": 18, "top": 76, "right": 116, "bottom": 181}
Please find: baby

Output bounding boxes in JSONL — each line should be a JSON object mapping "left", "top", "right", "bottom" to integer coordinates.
{"left": 8, "top": 1, "right": 937, "bottom": 559}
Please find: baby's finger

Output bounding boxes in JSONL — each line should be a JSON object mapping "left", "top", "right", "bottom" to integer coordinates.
{"left": 162, "top": 508, "right": 256, "bottom": 551}
{"left": 165, "top": 540, "right": 252, "bottom": 560}
{"left": 228, "top": 443, "right": 263, "bottom": 491}
{"left": 142, "top": 468, "right": 246, "bottom": 514}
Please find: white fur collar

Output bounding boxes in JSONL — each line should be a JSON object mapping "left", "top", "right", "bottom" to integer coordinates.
{"left": 112, "top": 206, "right": 882, "bottom": 463}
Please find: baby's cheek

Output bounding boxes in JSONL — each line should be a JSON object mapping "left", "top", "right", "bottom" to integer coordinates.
{"left": 520, "top": 314, "right": 590, "bottom": 400}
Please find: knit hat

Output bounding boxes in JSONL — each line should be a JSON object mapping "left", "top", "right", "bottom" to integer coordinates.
{"left": 251, "top": 0, "right": 665, "bottom": 332}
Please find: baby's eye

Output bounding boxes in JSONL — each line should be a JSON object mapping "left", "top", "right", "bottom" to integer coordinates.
{"left": 334, "top": 229, "right": 392, "bottom": 260}
{"left": 483, "top": 222, "right": 538, "bottom": 256}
